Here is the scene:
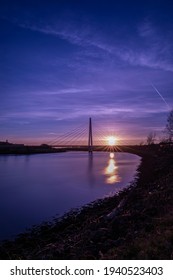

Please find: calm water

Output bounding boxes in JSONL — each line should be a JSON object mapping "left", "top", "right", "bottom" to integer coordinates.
{"left": 0, "top": 152, "right": 140, "bottom": 240}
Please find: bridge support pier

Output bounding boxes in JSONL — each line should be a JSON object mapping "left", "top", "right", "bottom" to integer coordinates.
{"left": 88, "top": 117, "right": 93, "bottom": 153}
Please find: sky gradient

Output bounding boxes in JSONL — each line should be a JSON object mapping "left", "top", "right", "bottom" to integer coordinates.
{"left": 1, "top": 0, "right": 173, "bottom": 145}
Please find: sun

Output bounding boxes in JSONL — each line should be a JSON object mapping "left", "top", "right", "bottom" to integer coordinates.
{"left": 107, "top": 136, "right": 117, "bottom": 146}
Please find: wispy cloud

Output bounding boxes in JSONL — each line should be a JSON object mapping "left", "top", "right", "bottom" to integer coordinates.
{"left": 125, "top": 18, "right": 173, "bottom": 72}
{"left": 117, "top": 49, "right": 173, "bottom": 72}
{"left": 138, "top": 18, "right": 155, "bottom": 38}
{"left": 17, "top": 20, "right": 113, "bottom": 54}
{"left": 3, "top": 14, "right": 173, "bottom": 73}
{"left": 43, "top": 88, "right": 94, "bottom": 94}
{"left": 24, "top": 21, "right": 173, "bottom": 73}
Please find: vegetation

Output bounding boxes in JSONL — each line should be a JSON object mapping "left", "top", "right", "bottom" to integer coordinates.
{"left": 146, "top": 132, "right": 156, "bottom": 145}
{"left": 165, "top": 109, "right": 173, "bottom": 142}
{"left": 0, "top": 142, "right": 66, "bottom": 154}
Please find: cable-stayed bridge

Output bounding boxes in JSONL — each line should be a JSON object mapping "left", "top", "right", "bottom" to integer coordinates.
{"left": 48, "top": 118, "right": 100, "bottom": 153}
{"left": 47, "top": 118, "right": 129, "bottom": 153}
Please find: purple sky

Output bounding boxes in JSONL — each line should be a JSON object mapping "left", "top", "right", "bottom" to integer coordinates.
{"left": 0, "top": 0, "right": 173, "bottom": 145}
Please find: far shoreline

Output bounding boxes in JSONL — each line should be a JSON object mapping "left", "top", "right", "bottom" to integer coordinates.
{"left": 0, "top": 140, "right": 161, "bottom": 157}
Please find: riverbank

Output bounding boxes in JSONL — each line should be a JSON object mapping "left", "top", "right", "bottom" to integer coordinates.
{"left": 0, "top": 142, "right": 66, "bottom": 154}
{"left": 0, "top": 147, "right": 173, "bottom": 259}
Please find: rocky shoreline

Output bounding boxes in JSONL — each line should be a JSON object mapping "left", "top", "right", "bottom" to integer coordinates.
{"left": 0, "top": 147, "right": 173, "bottom": 259}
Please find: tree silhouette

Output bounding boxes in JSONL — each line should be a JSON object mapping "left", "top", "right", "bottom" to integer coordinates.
{"left": 165, "top": 110, "right": 173, "bottom": 142}
{"left": 146, "top": 132, "right": 156, "bottom": 145}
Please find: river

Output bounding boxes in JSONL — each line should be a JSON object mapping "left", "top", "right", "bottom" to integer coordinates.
{"left": 0, "top": 152, "right": 140, "bottom": 240}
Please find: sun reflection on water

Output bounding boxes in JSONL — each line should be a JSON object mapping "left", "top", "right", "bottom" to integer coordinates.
{"left": 104, "top": 153, "right": 121, "bottom": 184}
{"left": 110, "top": 152, "right": 114, "bottom": 159}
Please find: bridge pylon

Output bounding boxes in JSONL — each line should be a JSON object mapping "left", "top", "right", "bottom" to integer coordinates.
{"left": 88, "top": 117, "right": 93, "bottom": 153}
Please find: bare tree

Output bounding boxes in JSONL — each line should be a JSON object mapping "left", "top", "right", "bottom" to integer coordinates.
{"left": 165, "top": 109, "right": 173, "bottom": 142}
{"left": 146, "top": 132, "right": 156, "bottom": 145}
